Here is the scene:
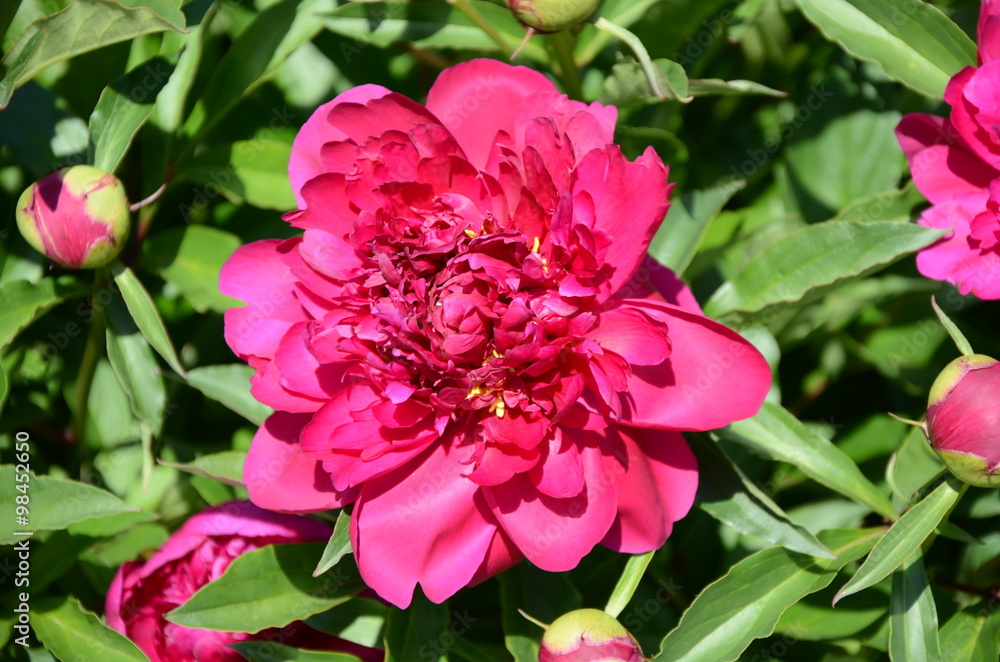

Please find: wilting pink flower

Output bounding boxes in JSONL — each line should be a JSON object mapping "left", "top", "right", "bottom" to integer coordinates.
{"left": 538, "top": 609, "right": 645, "bottom": 661}
{"left": 15, "top": 165, "right": 130, "bottom": 269}
{"left": 896, "top": 0, "right": 1000, "bottom": 299}
{"left": 924, "top": 354, "right": 1000, "bottom": 488}
{"left": 221, "top": 59, "right": 770, "bottom": 608}
{"left": 105, "top": 501, "right": 380, "bottom": 662}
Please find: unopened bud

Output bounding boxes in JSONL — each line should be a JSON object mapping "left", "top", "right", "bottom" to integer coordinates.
{"left": 538, "top": 609, "right": 645, "bottom": 661}
{"left": 506, "top": 0, "right": 601, "bottom": 32}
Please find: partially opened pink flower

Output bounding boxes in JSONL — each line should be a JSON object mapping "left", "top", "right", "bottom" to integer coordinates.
{"left": 896, "top": 0, "right": 1000, "bottom": 299}
{"left": 221, "top": 59, "right": 771, "bottom": 608}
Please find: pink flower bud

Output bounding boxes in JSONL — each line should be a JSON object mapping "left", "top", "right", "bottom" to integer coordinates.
{"left": 538, "top": 609, "right": 645, "bottom": 662}
{"left": 506, "top": 0, "right": 601, "bottom": 32}
{"left": 15, "top": 165, "right": 130, "bottom": 269}
{"left": 925, "top": 354, "right": 1000, "bottom": 488}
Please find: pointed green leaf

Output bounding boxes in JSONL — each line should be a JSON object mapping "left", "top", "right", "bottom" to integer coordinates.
{"left": 32, "top": 597, "right": 149, "bottom": 662}
{"left": 186, "top": 364, "right": 273, "bottom": 425}
{"left": 649, "top": 180, "right": 745, "bottom": 275}
{"left": 704, "top": 221, "right": 943, "bottom": 328}
{"left": 722, "top": 402, "right": 898, "bottom": 520}
{"left": 111, "top": 263, "right": 185, "bottom": 376}
{"left": 166, "top": 543, "right": 362, "bottom": 632}
{"left": 178, "top": 140, "right": 295, "bottom": 210}
{"left": 104, "top": 292, "right": 168, "bottom": 435}
{"left": 384, "top": 590, "right": 450, "bottom": 662}
{"left": 0, "top": 277, "right": 83, "bottom": 349}
{"left": 692, "top": 434, "right": 835, "bottom": 559}
{"left": 939, "top": 602, "right": 1000, "bottom": 662}
{"left": 313, "top": 511, "right": 352, "bottom": 577}
{"left": 835, "top": 476, "right": 966, "bottom": 603}
{"left": 605, "top": 551, "right": 655, "bottom": 618}
{"left": 687, "top": 78, "right": 786, "bottom": 98}
{"left": 0, "top": 0, "right": 186, "bottom": 108}
{"left": 159, "top": 451, "right": 246, "bottom": 487}
{"left": 889, "top": 552, "right": 942, "bottom": 662}
{"left": 931, "top": 296, "right": 975, "bottom": 357}
{"left": 653, "top": 528, "right": 882, "bottom": 662}
{"left": 141, "top": 226, "right": 241, "bottom": 314}
{"left": 795, "top": 0, "right": 976, "bottom": 98}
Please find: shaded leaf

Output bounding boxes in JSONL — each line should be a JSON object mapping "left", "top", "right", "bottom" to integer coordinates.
{"left": 313, "top": 511, "right": 352, "bottom": 577}
{"left": 889, "top": 552, "right": 942, "bottom": 662}
{"left": 938, "top": 602, "right": 1000, "bottom": 662}
{"left": 32, "top": 597, "right": 149, "bottom": 662}
{"left": 649, "top": 180, "right": 744, "bottom": 275}
{"left": 0, "top": 277, "right": 83, "bottom": 350}
{"left": 141, "top": 225, "right": 241, "bottom": 313}
{"left": 384, "top": 590, "right": 450, "bottom": 662}
{"left": 186, "top": 364, "right": 272, "bottom": 425}
{"left": 112, "top": 262, "right": 186, "bottom": 376}
{"left": 178, "top": 140, "right": 295, "bottom": 210}
{"left": 159, "top": 450, "right": 246, "bottom": 487}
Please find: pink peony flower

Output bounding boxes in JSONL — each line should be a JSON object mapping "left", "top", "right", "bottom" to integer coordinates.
{"left": 105, "top": 501, "right": 380, "bottom": 662}
{"left": 896, "top": 0, "right": 1000, "bottom": 299}
{"left": 221, "top": 59, "right": 771, "bottom": 608}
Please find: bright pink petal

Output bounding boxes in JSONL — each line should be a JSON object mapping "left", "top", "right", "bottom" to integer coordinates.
{"left": 916, "top": 198, "right": 1000, "bottom": 299}
{"left": 468, "top": 528, "right": 523, "bottom": 586}
{"left": 618, "top": 299, "right": 771, "bottom": 431}
{"left": 289, "top": 85, "right": 393, "bottom": 206}
{"left": 529, "top": 430, "right": 585, "bottom": 498}
{"left": 615, "top": 256, "right": 703, "bottom": 313}
{"left": 244, "top": 412, "right": 358, "bottom": 513}
{"left": 484, "top": 442, "right": 617, "bottom": 572}
{"left": 981, "top": 0, "right": 1000, "bottom": 65}
{"left": 586, "top": 305, "right": 671, "bottom": 366}
{"left": 425, "top": 59, "right": 557, "bottom": 170}
{"left": 599, "top": 426, "right": 697, "bottom": 553}
{"left": 351, "top": 441, "right": 498, "bottom": 607}
{"left": 909, "top": 144, "right": 997, "bottom": 203}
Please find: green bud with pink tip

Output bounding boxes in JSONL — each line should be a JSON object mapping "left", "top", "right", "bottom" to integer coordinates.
{"left": 538, "top": 609, "right": 645, "bottom": 661}
{"left": 16, "top": 165, "right": 130, "bottom": 270}
{"left": 506, "top": 0, "right": 601, "bottom": 32}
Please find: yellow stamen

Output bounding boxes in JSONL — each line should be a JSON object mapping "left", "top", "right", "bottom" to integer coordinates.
{"left": 531, "top": 236, "right": 541, "bottom": 253}
{"left": 464, "top": 228, "right": 477, "bottom": 238}
{"left": 490, "top": 397, "right": 506, "bottom": 418}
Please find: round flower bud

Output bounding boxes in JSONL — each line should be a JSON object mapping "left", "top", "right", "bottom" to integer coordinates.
{"left": 506, "top": 0, "right": 601, "bottom": 32}
{"left": 925, "top": 354, "right": 1000, "bottom": 488}
{"left": 539, "top": 609, "right": 645, "bottom": 661}
{"left": 16, "top": 165, "right": 130, "bottom": 269}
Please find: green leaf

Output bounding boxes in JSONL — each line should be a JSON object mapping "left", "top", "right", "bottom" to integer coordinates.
{"left": 0, "top": 363, "right": 8, "bottom": 418}
{"left": 178, "top": 140, "right": 295, "bottom": 210}
{"left": 833, "top": 183, "right": 927, "bottom": 224}
{"left": 313, "top": 511, "right": 352, "bottom": 577}
{"left": 231, "top": 642, "right": 363, "bottom": 662}
{"left": 604, "top": 551, "right": 655, "bottom": 618}
{"left": 886, "top": 426, "right": 944, "bottom": 504}
{"left": 687, "top": 78, "right": 787, "bottom": 97}
{"left": 32, "top": 597, "right": 149, "bottom": 662}
{"left": 889, "top": 552, "right": 942, "bottom": 662}
{"left": 931, "top": 296, "right": 975, "bottom": 357}
{"left": 649, "top": 180, "right": 744, "bottom": 275}
{"left": 0, "top": 81, "right": 90, "bottom": 176}
{"left": 795, "top": 0, "right": 976, "bottom": 98}
{"left": 704, "top": 221, "right": 943, "bottom": 329}
{"left": 499, "top": 564, "right": 581, "bottom": 661}
{"left": 775, "top": 587, "right": 887, "bottom": 641}
{"left": 692, "top": 434, "right": 835, "bottom": 559}
{"left": 600, "top": 59, "right": 690, "bottom": 106}
{"left": 104, "top": 292, "right": 168, "bottom": 436}
{"left": 0, "top": 277, "right": 82, "bottom": 350}
{"left": 0, "top": 0, "right": 187, "bottom": 109}
{"left": 159, "top": 450, "right": 246, "bottom": 487}
{"left": 722, "top": 402, "right": 898, "bottom": 520}
{"left": 111, "top": 263, "right": 186, "bottom": 376}
{"left": 167, "top": 543, "right": 362, "bottom": 632}
{"left": 384, "top": 590, "right": 450, "bottom": 662}
{"left": 573, "top": 0, "right": 662, "bottom": 66}
{"left": 89, "top": 56, "right": 175, "bottom": 172}
{"left": 186, "top": 364, "right": 272, "bottom": 425}
{"left": 939, "top": 603, "right": 1000, "bottom": 662}
{"left": 141, "top": 226, "right": 241, "bottom": 313}
{"left": 0, "top": 465, "right": 138, "bottom": 544}
{"left": 653, "top": 528, "right": 882, "bottom": 662}
{"left": 835, "top": 476, "right": 966, "bottom": 603}
{"left": 323, "top": 1, "right": 547, "bottom": 62}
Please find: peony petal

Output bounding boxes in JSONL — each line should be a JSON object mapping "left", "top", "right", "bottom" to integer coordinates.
{"left": 529, "top": 430, "right": 585, "bottom": 498}
{"left": 915, "top": 198, "right": 1000, "bottom": 300}
{"left": 484, "top": 442, "right": 617, "bottom": 571}
{"left": 351, "top": 441, "right": 498, "bottom": 607}
{"left": 980, "top": 0, "right": 1000, "bottom": 65}
{"left": 468, "top": 528, "right": 523, "bottom": 587}
{"left": 617, "top": 299, "right": 771, "bottom": 431}
{"left": 599, "top": 426, "right": 697, "bottom": 553}
{"left": 272, "top": 322, "right": 349, "bottom": 400}
{"left": 244, "top": 412, "right": 358, "bottom": 513}
{"left": 425, "top": 59, "right": 557, "bottom": 170}
{"left": 586, "top": 305, "right": 671, "bottom": 366}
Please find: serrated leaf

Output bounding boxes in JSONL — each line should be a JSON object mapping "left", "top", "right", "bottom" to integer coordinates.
{"left": 178, "top": 140, "right": 295, "bottom": 210}
{"left": 649, "top": 180, "right": 744, "bottom": 275}
{"left": 835, "top": 476, "right": 965, "bottom": 603}
{"left": 889, "top": 552, "right": 942, "bottom": 662}
{"left": 141, "top": 226, "right": 241, "bottom": 313}
{"left": 32, "top": 597, "right": 149, "bottom": 662}
{"left": 159, "top": 451, "right": 246, "bottom": 487}
{"left": 692, "top": 434, "right": 835, "bottom": 559}
{"left": 89, "top": 56, "right": 175, "bottom": 172}
{"left": 384, "top": 590, "right": 450, "bottom": 662}
{"left": 653, "top": 528, "right": 882, "bottom": 662}
{"left": 722, "top": 402, "right": 898, "bottom": 520}
{"left": 795, "top": 0, "right": 976, "bottom": 98}
{"left": 0, "top": 465, "right": 138, "bottom": 544}
{"left": 231, "top": 642, "right": 363, "bottom": 662}
{"left": 0, "top": 0, "right": 187, "bottom": 108}
{"left": 166, "top": 543, "right": 362, "bottom": 632}
{"left": 186, "top": 364, "right": 272, "bottom": 425}
{"left": 939, "top": 602, "right": 1000, "bottom": 662}
{"left": 704, "top": 221, "right": 943, "bottom": 329}
{"left": 111, "top": 262, "right": 185, "bottom": 376}
{"left": 0, "top": 277, "right": 83, "bottom": 350}
{"left": 313, "top": 511, "right": 352, "bottom": 577}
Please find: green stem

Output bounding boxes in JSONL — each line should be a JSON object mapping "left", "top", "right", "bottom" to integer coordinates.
{"left": 71, "top": 270, "right": 108, "bottom": 446}
{"left": 594, "top": 17, "right": 690, "bottom": 102}
{"left": 448, "top": 0, "right": 514, "bottom": 59}
{"left": 546, "top": 29, "right": 583, "bottom": 100}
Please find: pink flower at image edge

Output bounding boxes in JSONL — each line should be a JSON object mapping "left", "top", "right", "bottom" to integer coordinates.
{"left": 896, "top": 0, "right": 1000, "bottom": 299}
{"left": 105, "top": 501, "right": 379, "bottom": 662}
{"left": 221, "top": 59, "right": 772, "bottom": 608}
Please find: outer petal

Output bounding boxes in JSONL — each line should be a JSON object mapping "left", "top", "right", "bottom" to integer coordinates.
{"left": 425, "top": 59, "right": 557, "bottom": 170}
{"left": 980, "top": 0, "right": 1000, "bottom": 65}
{"left": 585, "top": 306, "right": 671, "bottom": 366}
{"left": 221, "top": 240, "right": 309, "bottom": 360}
{"left": 289, "top": 84, "right": 393, "bottom": 206}
{"left": 484, "top": 442, "right": 617, "bottom": 572}
{"left": 916, "top": 198, "right": 1000, "bottom": 300}
{"left": 618, "top": 299, "right": 771, "bottom": 431}
{"left": 351, "top": 441, "right": 498, "bottom": 607}
{"left": 599, "top": 426, "right": 697, "bottom": 553}
{"left": 244, "top": 412, "right": 358, "bottom": 513}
